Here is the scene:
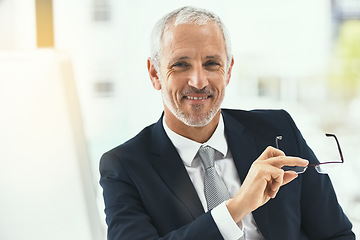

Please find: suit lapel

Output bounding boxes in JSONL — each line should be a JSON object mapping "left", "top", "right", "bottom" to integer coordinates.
{"left": 222, "top": 110, "right": 272, "bottom": 239}
{"left": 148, "top": 111, "right": 273, "bottom": 238}
{"left": 222, "top": 111, "right": 255, "bottom": 182}
{"left": 149, "top": 116, "right": 204, "bottom": 219}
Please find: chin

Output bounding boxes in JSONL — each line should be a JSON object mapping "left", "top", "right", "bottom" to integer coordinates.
{"left": 178, "top": 109, "right": 219, "bottom": 127}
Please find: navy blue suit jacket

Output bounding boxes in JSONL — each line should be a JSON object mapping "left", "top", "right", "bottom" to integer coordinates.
{"left": 100, "top": 109, "right": 354, "bottom": 239}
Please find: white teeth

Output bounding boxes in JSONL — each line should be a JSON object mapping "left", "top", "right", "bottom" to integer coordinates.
{"left": 186, "top": 96, "right": 208, "bottom": 100}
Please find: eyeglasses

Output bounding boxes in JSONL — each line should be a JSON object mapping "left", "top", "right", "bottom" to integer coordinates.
{"left": 275, "top": 133, "right": 344, "bottom": 174}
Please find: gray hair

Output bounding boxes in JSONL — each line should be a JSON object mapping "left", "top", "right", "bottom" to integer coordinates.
{"left": 150, "top": 6, "right": 232, "bottom": 71}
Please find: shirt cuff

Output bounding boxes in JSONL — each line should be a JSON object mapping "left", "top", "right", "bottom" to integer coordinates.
{"left": 211, "top": 201, "right": 244, "bottom": 240}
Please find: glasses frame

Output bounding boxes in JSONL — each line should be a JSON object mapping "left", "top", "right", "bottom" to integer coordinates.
{"left": 276, "top": 133, "right": 344, "bottom": 174}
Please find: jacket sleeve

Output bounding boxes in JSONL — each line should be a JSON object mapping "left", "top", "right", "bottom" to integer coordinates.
{"left": 99, "top": 150, "right": 224, "bottom": 240}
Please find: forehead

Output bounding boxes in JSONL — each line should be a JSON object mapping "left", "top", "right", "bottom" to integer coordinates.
{"left": 160, "top": 22, "right": 226, "bottom": 61}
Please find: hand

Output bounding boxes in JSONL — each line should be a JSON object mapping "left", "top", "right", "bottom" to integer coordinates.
{"left": 226, "top": 146, "right": 308, "bottom": 223}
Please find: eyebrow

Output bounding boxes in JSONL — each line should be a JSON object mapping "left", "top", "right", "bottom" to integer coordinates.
{"left": 178, "top": 56, "right": 190, "bottom": 60}
{"left": 205, "top": 55, "right": 222, "bottom": 60}
{"left": 168, "top": 56, "right": 189, "bottom": 64}
{"left": 172, "top": 55, "right": 222, "bottom": 62}
{"left": 168, "top": 54, "right": 224, "bottom": 66}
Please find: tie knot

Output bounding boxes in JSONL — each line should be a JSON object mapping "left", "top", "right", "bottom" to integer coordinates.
{"left": 198, "top": 145, "right": 216, "bottom": 169}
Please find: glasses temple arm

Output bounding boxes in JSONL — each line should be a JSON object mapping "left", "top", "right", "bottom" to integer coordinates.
{"left": 325, "top": 133, "right": 344, "bottom": 163}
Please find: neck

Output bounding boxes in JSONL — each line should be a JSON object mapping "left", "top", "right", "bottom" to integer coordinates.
{"left": 164, "top": 110, "right": 221, "bottom": 143}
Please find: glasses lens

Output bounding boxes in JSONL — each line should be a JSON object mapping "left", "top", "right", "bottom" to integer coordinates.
{"left": 315, "top": 163, "right": 342, "bottom": 174}
{"left": 282, "top": 165, "right": 308, "bottom": 174}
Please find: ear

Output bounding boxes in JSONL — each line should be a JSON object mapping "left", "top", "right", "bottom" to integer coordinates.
{"left": 147, "top": 58, "right": 161, "bottom": 90}
{"left": 225, "top": 57, "right": 234, "bottom": 86}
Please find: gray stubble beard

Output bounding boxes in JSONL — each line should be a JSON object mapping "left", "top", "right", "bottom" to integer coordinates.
{"left": 159, "top": 76, "right": 223, "bottom": 127}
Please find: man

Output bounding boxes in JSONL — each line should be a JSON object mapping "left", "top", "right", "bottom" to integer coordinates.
{"left": 100, "top": 6, "right": 354, "bottom": 239}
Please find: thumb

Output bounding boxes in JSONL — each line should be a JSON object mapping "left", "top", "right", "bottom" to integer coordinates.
{"left": 282, "top": 171, "right": 298, "bottom": 185}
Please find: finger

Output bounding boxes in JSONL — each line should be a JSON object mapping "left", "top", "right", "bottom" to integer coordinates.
{"left": 269, "top": 169, "right": 284, "bottom": 192}
{"left": 268, "top": 156, "right": 309, "bottom": 169}
{"left": 259, "top": 165, "right": 283, "bottom": 197}
{"left": 258, "top": 146, "right": 286, "bottom": 161}
{"left": 268, "top": 187, "right": 278, "bottom": 199}
{"left": 269, "top": 171, "right": 297, "bottom": 198}
{"left": 267, "top": 184, "right": 277, "bottom": 199}
{"left": 268, "top": 177, "right": 283, "bottom": 198}
{"left": 271, "top": 174, "right": 283, "bottom": 191}
{"left": 282, "top": 171, "right": 298, "bottom": 185}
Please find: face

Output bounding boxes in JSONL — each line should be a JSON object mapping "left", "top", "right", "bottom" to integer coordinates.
{"left": 149, "top": 22, "right": 233, "bottom": 128}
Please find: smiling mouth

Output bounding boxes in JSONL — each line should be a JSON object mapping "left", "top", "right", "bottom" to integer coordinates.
{"left": 184, "top": 96, "right": 210, "bottom": 100}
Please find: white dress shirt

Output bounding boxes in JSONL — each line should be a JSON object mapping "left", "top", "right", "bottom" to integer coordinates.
{"left": 163, "top": 114, "right": 264, "bottom": 240}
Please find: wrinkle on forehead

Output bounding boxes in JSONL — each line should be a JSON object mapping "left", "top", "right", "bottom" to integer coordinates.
{"left": 161, "top": 23, "right": 227, "bottom": 64}
{"left": 164, "top": 22, "right": 223, "bottom": 43}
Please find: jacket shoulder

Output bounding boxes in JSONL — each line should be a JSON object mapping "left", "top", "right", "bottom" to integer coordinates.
{"left": 222, "top": 108, "right": 295, "bottom": 128}
{"left": 99, "top": 122, "right": 157, "bottom": 171}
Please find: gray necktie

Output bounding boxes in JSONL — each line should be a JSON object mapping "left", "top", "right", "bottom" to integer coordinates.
{"left": 198, "top": 145, "right": 230, "bottom": 210}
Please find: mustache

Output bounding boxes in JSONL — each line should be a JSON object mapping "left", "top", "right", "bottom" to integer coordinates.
{"left": 180, "top": 86, "right": 214, "bottom": 96}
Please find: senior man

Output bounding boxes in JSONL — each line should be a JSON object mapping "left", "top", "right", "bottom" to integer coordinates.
{"left": 100, "top": 6, "right": 354, "bottom": 240}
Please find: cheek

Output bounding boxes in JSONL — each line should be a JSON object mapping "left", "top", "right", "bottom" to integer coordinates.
{"left": 166, "top": 72, "right": 188, "bottom": 89}
{"left": 161, "top": 77, "right": 181, "bottom": 100}
{"left": 209, "top": 72, "right": 228, "bottom": 88}
{"left": 207, "top": 67, "right": 227, "bottom": 79}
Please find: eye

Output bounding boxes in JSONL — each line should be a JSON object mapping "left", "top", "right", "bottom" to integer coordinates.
{"left": 204, "top": 60, "right": 221, "bottom": 69}
{"left": 171, "top": 61, "right": 190, "bottom": 69}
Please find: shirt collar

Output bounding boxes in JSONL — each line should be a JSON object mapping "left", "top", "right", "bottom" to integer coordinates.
{"left": 163, "top": 113, "right": 228, "bottom": 167}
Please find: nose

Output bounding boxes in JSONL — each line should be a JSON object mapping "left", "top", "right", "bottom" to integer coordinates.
{"left": 187, "top": 65, "right": 209, "bottom": 89}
